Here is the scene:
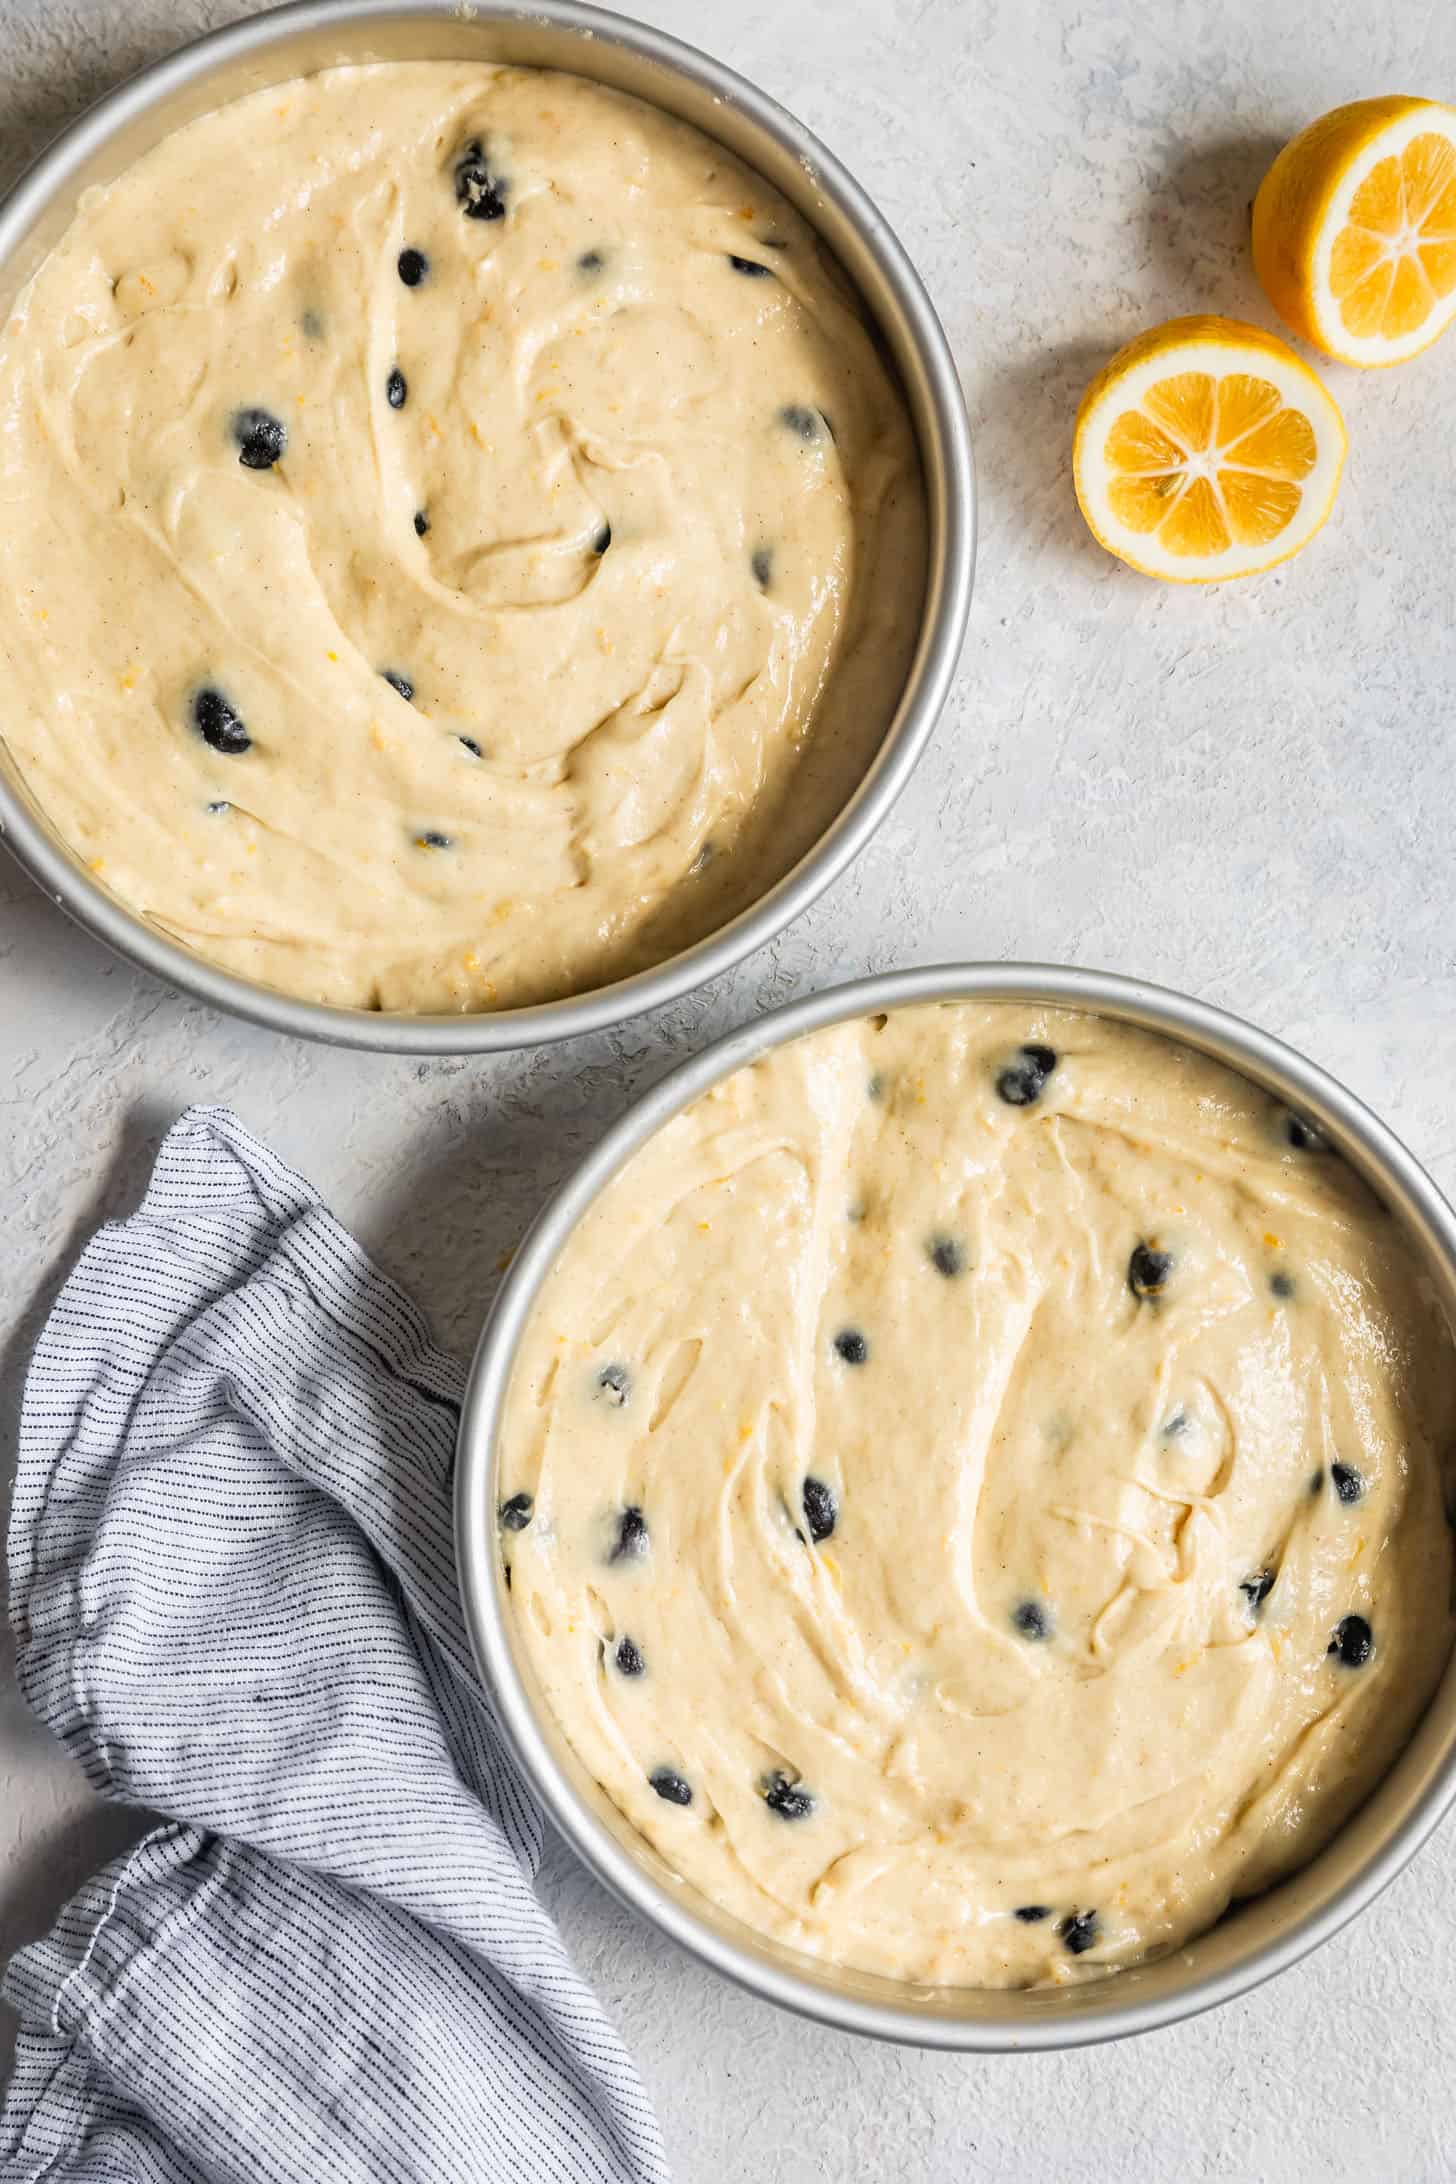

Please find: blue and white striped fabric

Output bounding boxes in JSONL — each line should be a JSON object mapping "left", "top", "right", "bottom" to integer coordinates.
{"left": 3, "top": 1106, "right": 668, "bottom": 2184}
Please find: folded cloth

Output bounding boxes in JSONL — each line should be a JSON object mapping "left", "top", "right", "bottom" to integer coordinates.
{"left": 2, "top": 1107, "right": 668, "bottom": 2184}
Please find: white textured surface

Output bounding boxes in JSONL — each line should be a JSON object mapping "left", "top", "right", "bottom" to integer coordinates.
{"left": 3, "top": 1, "right": 1455, "bottom": 2176}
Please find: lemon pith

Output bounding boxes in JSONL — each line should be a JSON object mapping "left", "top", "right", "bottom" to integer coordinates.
{"left": 1072, "top": 316, "right": 1346, "bottom": 583}
{"left": 1253, "top": 96, "right": 1456, "bottom": 366}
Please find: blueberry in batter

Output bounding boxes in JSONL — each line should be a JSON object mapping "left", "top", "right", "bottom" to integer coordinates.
{"left": 996, "top": 1043, "right": 1058, "bottom": 1107}
{"left": 1012, "top": 1600, "right": 1053, "bottom": 1641}
{"left": 1128, "top": 1243, "right": 1173, "bottom": 1298}
{"left": 455, "top": 137, "right": 509, "bottom": 221}
{"left": 1329, "top": 1615, "right": 1374, "bottom": 1667}
{"left": 610, "top": 1507, "right": 649, "bottom": 1564}
{"left": 802, "top": 1477, "right": 837, "bottom": 1543}
{"left": 1241, "top": 1570, "right": 1276, "bottom": 1614}
{"left": 232, "top": 406, "right": 285, "bottom": 469}
{"left": 193, "top": 687, "right": 251, "bottom": 755}
{"left": 499, "top": 1492, "right": 533, "bottom": 1532}
{"left": 1060, "top": 1911, "right": 1100, "bottom": 1956}
{"left": 597, "top": 1363, "right": 631, "bottom": 1407}
{"left": 762, "top": 1773, "right": 814, "bottom": 1820}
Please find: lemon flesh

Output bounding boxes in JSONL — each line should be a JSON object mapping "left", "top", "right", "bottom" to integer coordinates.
{"left": 1073, "top": 316, "right": 1346, "bottom": 584}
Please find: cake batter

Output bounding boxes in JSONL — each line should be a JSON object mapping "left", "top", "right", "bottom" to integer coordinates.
{"left": 0, "top": 64, "right": 924, "bottom": 1010}
{"left": 500, "top": 1003, "right": 1456, "bottom": 1986}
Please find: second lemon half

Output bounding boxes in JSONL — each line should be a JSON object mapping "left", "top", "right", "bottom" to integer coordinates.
{"left": 1073, "top": 316, "right": 1346, "bottom": 583}
{"left": 1253, "top": 97, "right": 1456, "bottom": 367}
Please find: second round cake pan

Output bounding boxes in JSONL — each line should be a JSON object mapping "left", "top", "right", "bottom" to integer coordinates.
{"left": 455, "top": 960, "right": 1456, "bottom": 2050}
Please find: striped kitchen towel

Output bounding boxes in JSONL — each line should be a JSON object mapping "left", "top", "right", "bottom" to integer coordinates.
{"left": 2, "top": 1106, "right": 668, "bottom": 2184}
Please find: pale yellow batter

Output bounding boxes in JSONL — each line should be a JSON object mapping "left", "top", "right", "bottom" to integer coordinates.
{"left": 0, "top": 65, "right": 923, "bottom": 1011}
{"left": 500, "top": 1003, "right": 1456, "bottom": 1987}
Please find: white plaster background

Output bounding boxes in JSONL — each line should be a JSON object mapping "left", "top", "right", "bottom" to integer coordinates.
{"left": 3, "top": 0, "right": 1455, "bottom": 2174}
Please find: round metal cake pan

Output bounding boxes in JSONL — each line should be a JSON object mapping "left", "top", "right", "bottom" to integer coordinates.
{"left": 0, "top": 0, "right": 973, "bottom": 1054}
{"left": 456, "top": 960, "right": 1456, "bottom": 2049}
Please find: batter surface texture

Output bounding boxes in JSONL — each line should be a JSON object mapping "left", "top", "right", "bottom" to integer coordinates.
{"left": 0, "top": 63, "right": 923, "bottom": 1010}
{"left": 500, "top": 1002, "right": 1456, "bottom": 1987}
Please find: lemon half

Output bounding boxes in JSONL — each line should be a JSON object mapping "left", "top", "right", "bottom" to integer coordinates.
{"left": 1073, "top": 316, "right": 1347, "bottom": 583}
{"left": 1253, "top": 96, "right": 1456, "bottom": 366}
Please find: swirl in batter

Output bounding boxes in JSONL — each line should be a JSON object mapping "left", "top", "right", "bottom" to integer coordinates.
{"left": 500, "top": 1004, "right": 1456, "bottom": 1987}
{"left": 0, "top": 64, "right": 923, "bottom": 1010}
